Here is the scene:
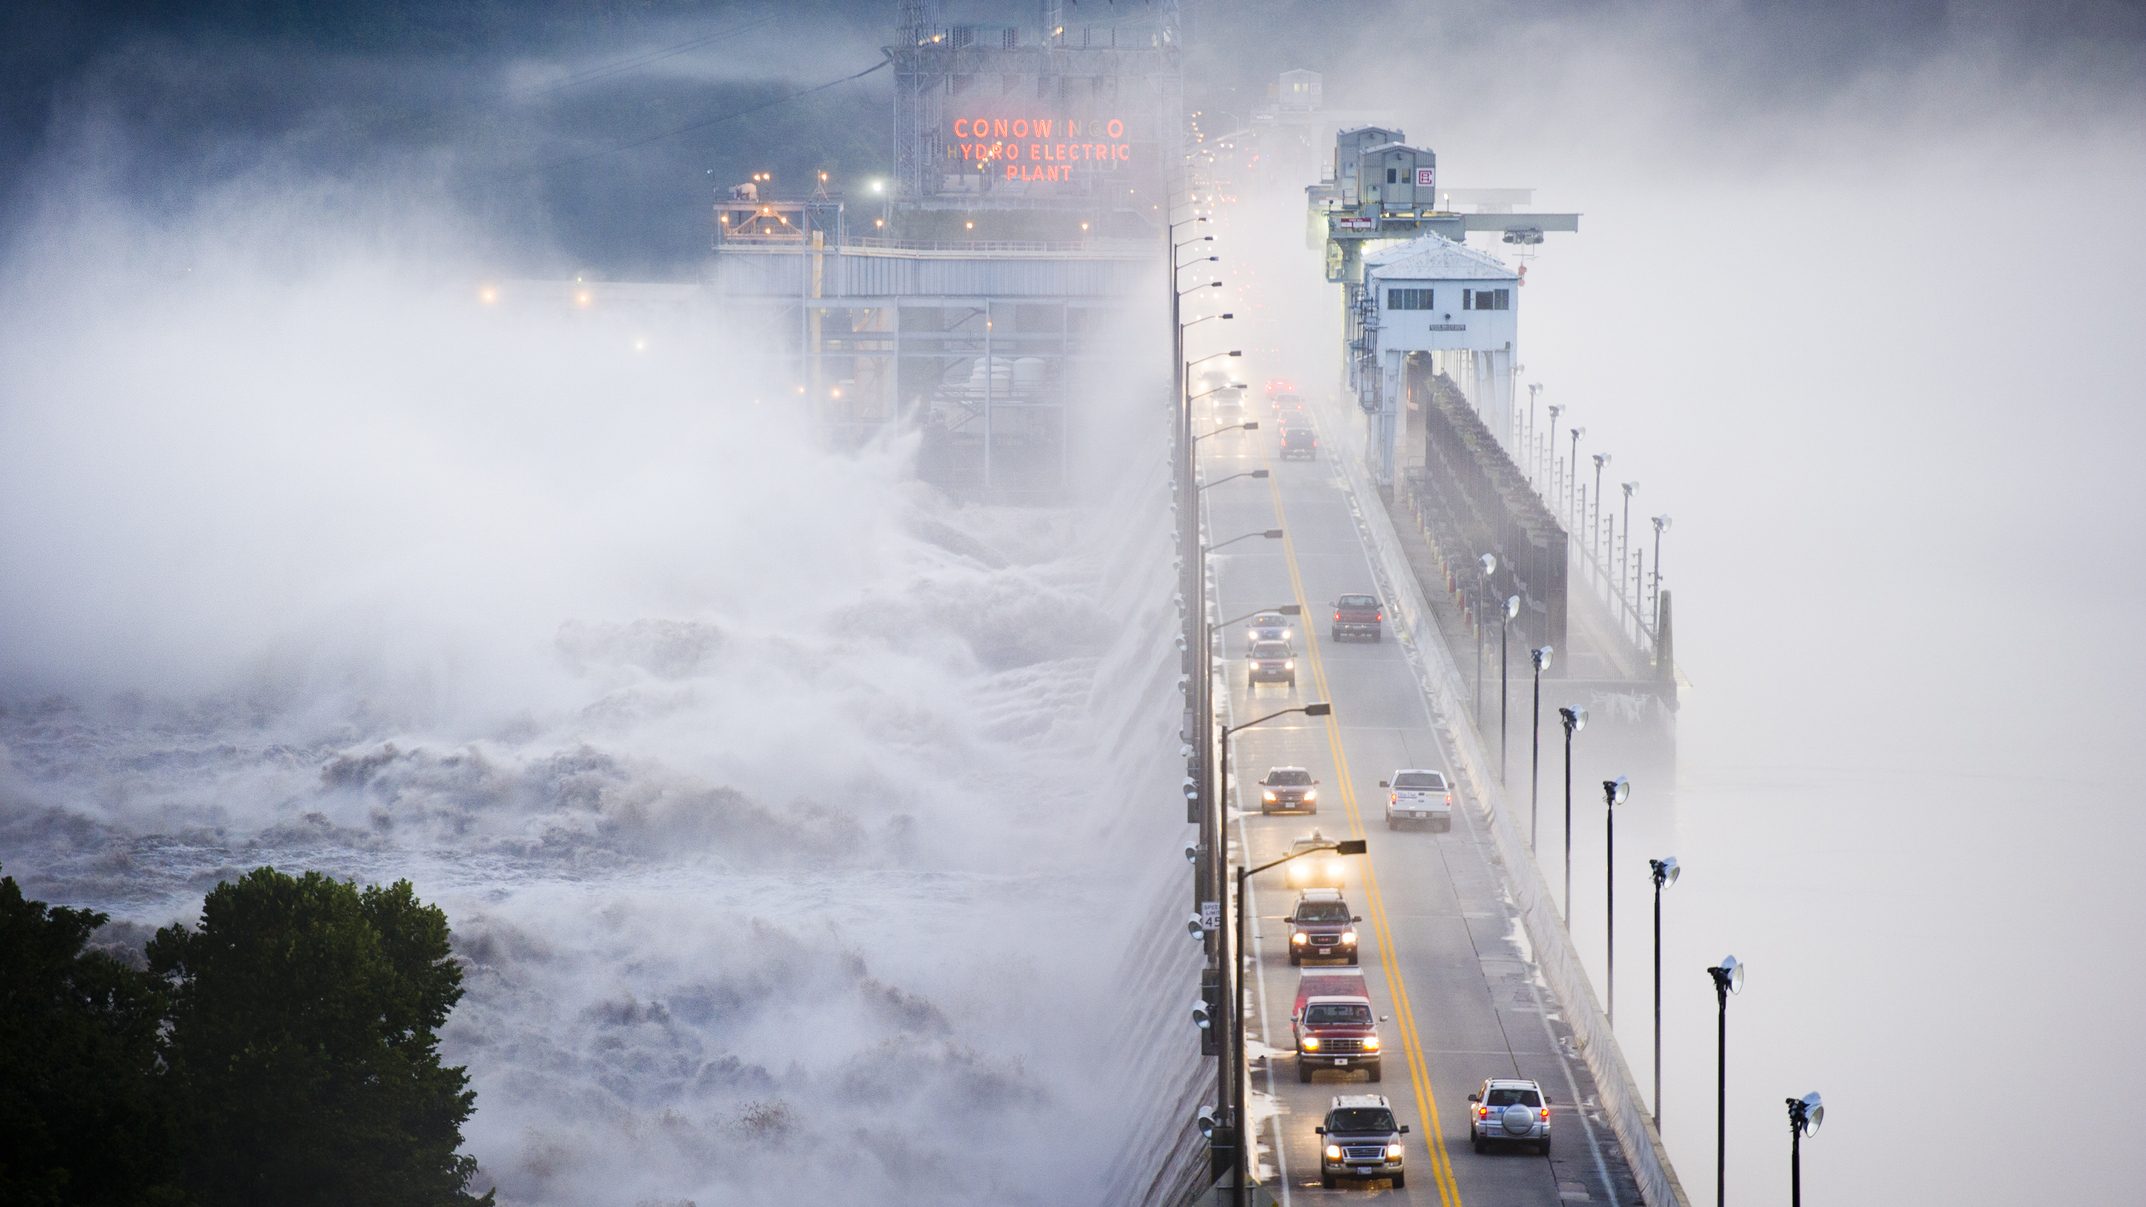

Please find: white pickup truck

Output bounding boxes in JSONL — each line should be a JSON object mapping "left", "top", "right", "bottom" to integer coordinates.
{"left": 1381, "top": 769, "right": 1453, "bottom": 831}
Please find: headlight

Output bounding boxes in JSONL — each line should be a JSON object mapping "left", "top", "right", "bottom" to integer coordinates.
{"left": 1291, "top": 932, "right": 1308, "bottom": 945}
{"left": 1385, "top": 1142, "right": 1404, "bottom": 1159}
{"left": 1324, "top": 1144, "right": 1343, "bottom": 1162}
{"left": 1341, "top": 929, "right": 1358, "bottom": 945}
{"left": 1303, "top": 788, "right": 1318, "bottom": 801}
{"left": 1301, "top": 1036, "right": 1320, "bottom": 1051}
{"left": 1284, "top": 660, "right": 1295, "bottom": 669}
{"left": 1362, "top": 1035, "right": 1380, "bottom": 1051}
{"left": 1262, "top": 790, "right": 1277, "bottom": 802}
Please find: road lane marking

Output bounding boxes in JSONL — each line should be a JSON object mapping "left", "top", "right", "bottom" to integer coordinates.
{"left": 1261, "top": 464, "right": 1465, "bottom": 1207}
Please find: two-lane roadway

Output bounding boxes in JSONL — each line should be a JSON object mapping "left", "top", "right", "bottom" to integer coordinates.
{"left": 1200, "top": 398, "right": 1638, "bottom": 1206}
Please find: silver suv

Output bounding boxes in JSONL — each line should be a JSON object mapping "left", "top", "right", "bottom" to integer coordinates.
{"left": 1468, "top": 1077, "right": 1552, "bottom": 1154}
{"left": 1317, "top": 1093, "right": 1409, "bottom": 1189}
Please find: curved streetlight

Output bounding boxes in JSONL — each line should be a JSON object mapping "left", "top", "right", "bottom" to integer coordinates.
{"left": 1218, "top": 603, "right": 1301, "bottom": 631}
{"left": 1199, "top": 469, "right": 1270, "bottom": 491}
{"left": 1558, "top": 706, "right": 1587, "bottom": 916}
{"left": 1179, "top": 251, "right": 1221, "bottom": 270}
{"left": 1190, "top": 381, "right": 1247, "bottom": 403}
{"left": 1602, "top": 776, "right": 1630, "bottom": 1025}
{"left": 1196, "top": 421, "right": 1260, "bottom": 444}
{"left": 1179, "top": 278, "right": 1225, "bottom": 296}
{"left": 1787, "top": 1091, "right": 1824, "bottom": 1207}
{"left": 1708, "top": 955, "right": 1746, "bottom": 1207}
{"left": 1189, "top": 349, "right": 1243, "bottom": 369}
{"left": 1529, "top": 645, "right": 1553, "bottom": 852}
{"left": 1184, "top": 312, "right": 1235, "bottom": 331}
{"left": 1203, "top": 528, "right": 1283, "bottom": 556}
{"left": 1648, "top": 856, "right": 1679, "bottom": 1125}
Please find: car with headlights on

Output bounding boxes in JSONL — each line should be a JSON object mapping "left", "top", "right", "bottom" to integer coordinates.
{"left": 1283, "top": 831, "right": 1349, "bottom": 888}
{"left": 1246, "top": 640, "right": 1296, "bottom": 687}
{"left": 1287, "top": 888, "right": 1360, "bottom": 966}
{"left": 1468, "top": 1077, "right": 1552, "bottom": 1154}
{"left": 1245, "top": 611, "right": 1293, "bottom": 644}
{"left": 1258, "top": 767, "right": 1318, "bottom": 815}
{"left": 1317, "top": 1094, "right": 1409, "bottom": 1189}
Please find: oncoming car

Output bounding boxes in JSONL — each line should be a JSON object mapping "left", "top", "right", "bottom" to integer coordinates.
{"left": 1317, "top": 1094, "right": 1409, "bottom": 1189}
{"left": 1283, "top": 831, "right": 1348, "bottom": 888}
{"left": 1245, "top": 611, "right": 1293, "bottom": 644}
{"left": 1288, "top": 888, "right": 1360, "bottom": 965}
{"left": 1258, "top": 767, "right": 1318, "bottom": 815}
{"left": 1468, "top": 1077, "right": 1552, "bottom": 1154}
{"left": 1247, "top": 640, "right": 1296, "bottom": 687}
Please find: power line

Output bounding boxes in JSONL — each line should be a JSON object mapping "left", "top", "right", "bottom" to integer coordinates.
{"left": 521, "top": 15, "right": 779, "bottom": 97}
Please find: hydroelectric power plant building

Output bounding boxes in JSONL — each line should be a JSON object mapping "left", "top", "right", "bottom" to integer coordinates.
{"left": 707, "top": 1, "right": 1182, "bottom": 498}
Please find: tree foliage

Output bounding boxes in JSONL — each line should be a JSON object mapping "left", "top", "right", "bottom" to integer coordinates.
{"left": 0, "top": 868, "right": 181, "bottom": 1207}
{"left": 0, "top": 864, "right": 490, "bottom": 1206}
{"left": 148, "top": 868, "right": 493, "bottom": 1206}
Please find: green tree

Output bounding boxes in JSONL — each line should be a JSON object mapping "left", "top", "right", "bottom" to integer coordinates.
{"left": 0, "top": 867, "right": 182, "bottom": 1207}
{"left": 147, "top": 868, "right": 492, "bottom": 1206}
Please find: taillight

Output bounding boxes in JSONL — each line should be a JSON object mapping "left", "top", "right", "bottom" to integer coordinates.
{"left": 1476, "top": 1106, "right": 1489, "bottom": 1119}
{"left": 1375, "top": 610, "right": 1385, "bottom": 621}
{"left": 1541, "top": 1108, "right": 1551, "bottom": 1120}
{"left": 1334, "top": 610, "right": 1342, "bottom": 621}
{"left": 1445, "top": 793, "right": 1454, "bottom": 806}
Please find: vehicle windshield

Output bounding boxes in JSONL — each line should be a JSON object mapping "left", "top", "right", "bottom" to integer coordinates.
{"left": 1296, "top": 901, "right": 1351, "bottom": 923}
{"left": 1305, "top": 1002, "right": 1372, "bottom": 1026}
{"left": 1393, "top": 773, "right": 1444, "bottom": 789}
{"left": 1251, "top": 614, "right": 1285, "bottom": 628}
{"left": 1485, "top": 1087, "right": 1542, "bottom": 1108}
{"left": 1267, "top": 769, "right": 1312, "bottom": 786}
{"left": 1252, "top": 642, "right": 1291, "bottom": 658}
{"left": 1339, "top": 595, "right": 1377, "bottom": 608}
{"left": 1328, "top": 1108, "right": 1396, "bottom": 1133}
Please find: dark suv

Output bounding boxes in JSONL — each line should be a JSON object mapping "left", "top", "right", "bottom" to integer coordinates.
{"left": 1317, "top": 1094, "right": 1409, "bottom": 1189}
{"left": 1280, "top": 422, "right": 1318, "bottom": 460}
{"left": 1288, "top": 888, "right": 1360, "bottom": 965}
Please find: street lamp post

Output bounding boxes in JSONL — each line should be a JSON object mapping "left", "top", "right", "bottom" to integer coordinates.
{"left": 1545, "top": 404, "right": 1565, "bottom": 498}
{"left": 1620, "top": 482, "right": 1639, "bottom": 618}
{"left": 1222, "top": 702, "right": 1340, "bottom": 1207}
{"left": 1198, "top": 469, "right": 1269, "bottom": 491}
{"left": 1474, "top": 554, "right": 1496, "bottom": 725}
{"left": 1648, "top": 856, "right": 1679, "bottom": 1125}
{"left": 1602, "top": 776, "right": 1629, "bottom": 1025}
{"left": 1529, "top": 646, "right": 1553, "bottom": 852}
{"left": 1527, "top": 383, "right": 1542, "bottom": 483}
{"left": 1708, "top": 955, "right": 1745, "bottom": 1207}
{"left": 1651, "top": 514, "right": 1673, "bottom": 632}
{"left": 1498, "top": 594, "right": 1519, "bottom": 784}
{"left": 1567, "top": 426, "right": 1587, "bottom": 524}
{"left": 1558, "top": 707, "right": 1587, "bottom": 916}
{"left": 1591, "top": 452, "right": 1611, "bottom": 568}
{"left": 1787, "top": 1092, "right": 1824, "bottom": 1207}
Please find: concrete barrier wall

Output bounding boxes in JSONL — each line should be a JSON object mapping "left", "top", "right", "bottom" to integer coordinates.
{"left": 1331, "top": 422, "right": 1691, "bottom": 1207}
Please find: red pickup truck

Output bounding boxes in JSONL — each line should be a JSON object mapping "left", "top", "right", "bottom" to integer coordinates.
{"left": 1292, "top": 969, "right": 1383, "bottom": 1083}
{"left": 1331, "top": 593, "right": 1384, "bottom": 642}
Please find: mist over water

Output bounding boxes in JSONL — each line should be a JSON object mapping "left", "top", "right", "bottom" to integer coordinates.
{"left": 0, "top": 157, "right": 1193, "bottom": 1201}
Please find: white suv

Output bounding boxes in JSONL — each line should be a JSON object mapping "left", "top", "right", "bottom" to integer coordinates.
{"left": 1382, "top": 769, "right": 1452, "bottom": 831}
{"left": 1468, "top": 1077, "right": 1551, "bottom": 1154}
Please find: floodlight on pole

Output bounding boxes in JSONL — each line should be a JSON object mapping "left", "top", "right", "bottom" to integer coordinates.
{"left": 1529, "top": 645, "right": 1552, "bottom": 852}
{"left": 1558, "top": 706, "right": 1587, "bottom": 916}
{"left": 1649, "top": 856, "right": 1679, "bottom": 1125}
{"left": 1709, "top": 955, "right": 1745, "bottom": 1207}
{"left": 1602, "top": 776, "right": 1630, "bottom": 1026}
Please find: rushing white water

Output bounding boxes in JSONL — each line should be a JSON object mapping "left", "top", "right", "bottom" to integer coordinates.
{"left": 0, "top": 180, "right": 1204, "bottom": 1205}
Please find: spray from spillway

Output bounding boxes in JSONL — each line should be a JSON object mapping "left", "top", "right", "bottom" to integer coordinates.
{"left": 0, "top": 163, "right": 1204, "bottom": 1204}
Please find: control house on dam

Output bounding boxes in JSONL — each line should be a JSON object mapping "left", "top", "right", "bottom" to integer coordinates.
{"left": 707, "top": 0, "right": 1182, "bottom": 498}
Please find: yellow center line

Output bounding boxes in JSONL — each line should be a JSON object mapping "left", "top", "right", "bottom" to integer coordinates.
{"left": 1259, "top": 449, "right": 1464, "bottom": 1206}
